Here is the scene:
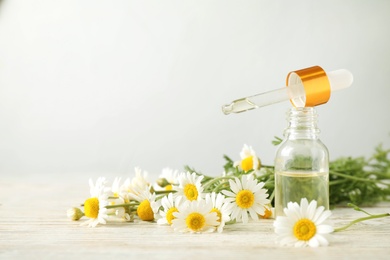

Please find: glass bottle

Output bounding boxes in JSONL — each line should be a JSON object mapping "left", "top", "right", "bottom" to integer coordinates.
{"left": 274, "top": 107, "right": 329, "bottom": 217}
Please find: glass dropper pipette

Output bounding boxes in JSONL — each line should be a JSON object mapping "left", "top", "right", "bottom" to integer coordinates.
{"left": 222, "top": 67, "right": 353, "bottom": 115}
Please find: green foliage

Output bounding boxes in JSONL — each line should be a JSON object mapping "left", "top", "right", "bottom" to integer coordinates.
{"left": 186, "top": 143, "right": 390, "bottom": 207}
{"left": 329, "top": 145, "right": 390, "bottom": 206}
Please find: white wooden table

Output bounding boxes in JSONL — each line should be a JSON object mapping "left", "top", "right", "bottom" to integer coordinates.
{"left": 1, "top": 174, "right": 390, "bottom": 259}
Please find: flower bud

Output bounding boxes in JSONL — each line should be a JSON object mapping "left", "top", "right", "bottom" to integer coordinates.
{"left": 156, "top": 178, "right": 170, "bottom": 188}
{"left": 67, "top": 207, "right": 84, "bottom": 221}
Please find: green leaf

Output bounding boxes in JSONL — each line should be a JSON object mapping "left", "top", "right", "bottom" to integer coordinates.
{"left": 272, "top": 136, "right": 283, "bottom": 146}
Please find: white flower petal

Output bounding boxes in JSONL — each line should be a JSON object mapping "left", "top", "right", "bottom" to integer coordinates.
{"left": 284, "top": 207, "right": 300, "bottom": 222}
{"left": 312, "top": 205, "right": 325, "bottom": 222}
{"left": 315, "top": 209, "right": 332, "bottom": 225}
{"left": 241, "top": 210, "right": 249, "bottom": 224}
{"left": 275, "top": 227, "right": 293, "bottom": 234}
{"left": 308, "top": 237, "right": 320, "bottom": 247}
{"left": 317, "top": 224, "right": 334, "bottom": 234}
{"left": 294, "top": 240, "right": 306, "bottom": 247}
{"left": 251, "top": 204, "right": 265, "bottom": 215}
{"left": 306, "top": 200, "right": 317, "bottom": 220}
{"left": 279, "top": 235, "right": 297, "bottom": 246}
{"left": 315, "top": 234, "right": 330, "bottom": 246}
{"left": 299, "top": 198, "right": 309, "bottom": 216}
{"left": 229, "top": 179, "right": 240, "bottom": 194}
{"left": 248, "top": 208, "right": 259, "bottom": 221}
{"left": 222, "top": 190, "right": 236, "bottom": 198}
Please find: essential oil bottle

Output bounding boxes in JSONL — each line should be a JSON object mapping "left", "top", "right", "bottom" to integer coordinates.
{"left": 274, "top": 107, "right": 329, "bottom": 216}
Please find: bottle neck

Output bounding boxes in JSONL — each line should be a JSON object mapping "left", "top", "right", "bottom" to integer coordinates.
{"left": 284, "top": 107, "right": 320, "bottom": 139}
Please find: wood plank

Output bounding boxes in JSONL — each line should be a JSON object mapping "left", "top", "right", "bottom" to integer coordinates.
{"left": 1, "top": 175, "right": 390, "bottom": 259}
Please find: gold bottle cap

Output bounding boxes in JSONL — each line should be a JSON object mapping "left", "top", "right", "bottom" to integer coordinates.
{"left": 286, "top": 65, "right": 331, "bottom": 107}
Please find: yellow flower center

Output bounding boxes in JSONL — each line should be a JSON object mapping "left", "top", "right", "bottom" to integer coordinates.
{"left": 293, "top": 218, "right": 317, "bottom": 241}
{"left": 184, "top": 184, "right": 198, "bottom": 201}
{"left": 259, "top": 207, "right": 273, "bottom": 219}
{"left": 241, "top": 157, "right": 254, "bottom": 171}
{"left": 236, "top": 190, "right": 255, "bottom": 209}
{"left": 211, "top": 208, "right": 222, "bottom": 222}
{"left": 165, "top": 184, "right": 173, "bottom": 191}
{"left": 84, "top": 197, "right": 99, "bottom": 219}
{"left": 241, "top": 156, "right": 261, "bottom": 171}
{"left": 186, "top": 212, "right": 206, "bottom": 231}
{"left": 137, "top": 200, "right": 154, "bottom": 221}
{"left": 166, "top": 207, "right": 178, "bottom": 225}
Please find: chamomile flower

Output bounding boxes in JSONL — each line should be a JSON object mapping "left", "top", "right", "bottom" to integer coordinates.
{"left": 234, "top": 144, "right": 261, "bottom": 172}
{"left": 121, "top": 167, "right": 150, "bottom": 202}
{"left": 174, "top": 171, "right": 204, "bottom": 201}
{"left": 153, "top": 167, "right": 180, "bottom": 191}
{"left": 108, "top": 177, "right": 131, "bottom": 221}
{"left": 222, "top": 174, "right": 270, "bottom": 223}
{"left": 124, "top": 167, "right": 150, "bottom": 192}
{"left": 82, "top": 177, "right": 112, "bottom": 227}
{"left": 273, "top": 198, "right": 334, "bottom": 247}
{"left": 171, "top": 199, "right": 219, "bottom": 233}
{"left": 157, "top": 193, "right": 183, "bottom": 225}
{"left": 205, "top": 192, "right": 231, "bottom": 233}
{"left": 129, "top": 188, "right": 160, "bottom": 221}
{"left": 132, "top": 167, "right": 150, "bottom": 189}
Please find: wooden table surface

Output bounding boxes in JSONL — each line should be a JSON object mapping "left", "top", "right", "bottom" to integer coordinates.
{"left": 1, "top": 173, "right": 390, "bottom": 259}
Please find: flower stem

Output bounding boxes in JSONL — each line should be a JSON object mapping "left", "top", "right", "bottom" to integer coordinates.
{"left": 330, "top": 170, "right": 389, "bottom": 186}
{"left": 202, "top": 176, "right": 236, "bottom": 192}
{"left": 154, "top": 190, "right": 176, "bottom": 195}
{"left": 334, "top": 212, "right": 390, "bottom": 232}
{"left": 334, "top": 203, "right": 390, "bottom": 232}
{"left": 212, "top": 181, "right": 231, "bottom": 193}
{"left": 105, "top": 203, "right": 138, "bottom": 209}
{"left": 329, "top": 179, "right": 348, "bottom": 185}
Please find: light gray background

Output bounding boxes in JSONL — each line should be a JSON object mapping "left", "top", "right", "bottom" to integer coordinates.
{"left": 1, "top": 0, "right": 389, "bottom": 179}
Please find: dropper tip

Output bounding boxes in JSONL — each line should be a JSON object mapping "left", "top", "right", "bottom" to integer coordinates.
{"left": 222, "top": 103, "right": 233, "bottom": 115}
